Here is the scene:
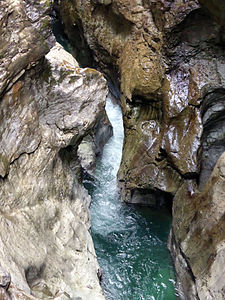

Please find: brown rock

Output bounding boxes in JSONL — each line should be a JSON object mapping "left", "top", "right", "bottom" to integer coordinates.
{"left": 198, "top": 0, "right": 225, "bottom": 24}
{"left": 58, "top": 1, "right": 225, "bottom": 298}
{"left": 0, "top": 43, "right": 106, "bottom": 299}
{"left": 161, "top": 107, "right": 202, "bottom": 176}
{"left": 170, "top": 152, "right": 225, "bottom": 300}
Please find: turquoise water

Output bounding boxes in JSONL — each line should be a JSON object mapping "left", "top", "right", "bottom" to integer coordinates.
{"left": 84, "top": 98, "right": 177, "bottom": 300}
{"left": 51, "top": 20, "right": 176, "bottom": 300}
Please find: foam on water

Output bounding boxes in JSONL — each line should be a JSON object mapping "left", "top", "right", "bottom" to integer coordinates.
{"left": 85, "top": 97, "right": 177, "bottom": 300}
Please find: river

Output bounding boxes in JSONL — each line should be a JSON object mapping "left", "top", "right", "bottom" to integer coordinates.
{"left": 52, "top": 20, "right": 177, "bottom": 298}
{"left": 84, "top": 97, "right": 177, "bottom": 300}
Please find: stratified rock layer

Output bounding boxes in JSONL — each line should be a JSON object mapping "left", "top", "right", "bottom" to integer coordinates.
{"left": 58, "top": 0, "right": 225, "bottom": 299}
{"left": 0, "top": 38, "right": 106, "bottom": 299}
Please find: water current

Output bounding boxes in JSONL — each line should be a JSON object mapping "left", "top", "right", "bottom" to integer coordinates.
{"left": 84, "top": 98, "right": 177, "bottom": 300}
{"left": 52, "top": 20, "right": 177, "bottom": 298}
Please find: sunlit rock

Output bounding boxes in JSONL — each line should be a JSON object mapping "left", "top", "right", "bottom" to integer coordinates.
{"left": 0, "top": 42, "right": 106, "bottom": 299}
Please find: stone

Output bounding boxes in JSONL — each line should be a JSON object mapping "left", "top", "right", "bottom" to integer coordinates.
{"left": 78, "top": 135, "right": 96, "bottom": 175}
{"left": 199, "top": 0, "right": 225, "bottom": 25}
{"left": 161, "top": 107, "right": 202, "bottom": 177}
{"left": 170, "top": 152, "right": 225, "bottom": 300}
{"left": 0, "top": 269, "right": 11, "bottom": 290}
{"left": 56, "top": 0, "right": 225, "bottom": 209}
{"left": 0, "top": 288, "right": 11, "bottom": 300}
{"left": 78, "top": 113, "right": 113, "bottom": 176}
{"left": 0, "top": 0, "right": 54, "bottom": 97}
{"left": 0, "top": 42, "right": 106, "bottom": 299}
{"left": 57, "top": 1, "right": 225, "bottom": 299}
{"left": 199, "top": 89, "right": 225, "bottom": 189}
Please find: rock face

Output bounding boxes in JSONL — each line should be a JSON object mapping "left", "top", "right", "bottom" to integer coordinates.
{"left": 0, "top": 41, "right": 107, "bottom": 300}
{"left": 0, "top": 1, "right": 109, "bottom": 297}
{"left": 0, "top": 0, "right": 54, "bottom": 97}
{"left": 170, "top": 152, "right": 225, "bottom": 300}
{"left": 198, "top": 0, "right": 225, "bottom": 24}
{"left": 78, "top": 110, "right": 113, "bottom": 177}
{"left": 58, "top": 0, "right": 225, "bottom": 199}
{"left": 58, "top": 0, "right": 225, "bottom": 299}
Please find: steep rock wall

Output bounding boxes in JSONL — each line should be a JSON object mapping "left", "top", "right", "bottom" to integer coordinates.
{"left": 58, "top": 0, "right": 225, "bottom": 299}
{"left": 58, "top": 0, "right": 225, "bottom": 203}
{"left": 0, "top": 1, "right": 111, "bottom": 299}
{"left": 169, "top": 152, "right": 225, "bottom": 300}
{"left": 198, "top": 0, "right": 225, "bottom": 25}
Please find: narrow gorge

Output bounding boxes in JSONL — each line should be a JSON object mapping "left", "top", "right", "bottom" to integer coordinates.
{"left": 0, "top": 0, "right": 225, "bottom": 300}
{"left": 84, "top": 97, "right": 176, "bottom": 299}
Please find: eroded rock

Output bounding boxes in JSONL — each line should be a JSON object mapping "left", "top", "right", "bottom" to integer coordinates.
{"left": 57, "top": 1, "right": 225, "bottom": 298}
{"left": 0, "top": 0, "right": 54, "bottom": 97}
{"left": 0, "top": 43, "right": 106, "bottom": 299}
{"left": 170, "top": 152, "right": 225, "bottom": 300}
{"left": 199, "top": 0, "right": 225, "bottom": 24}
{"left": 0, "top": 269, "right": 11, "bottom": 290}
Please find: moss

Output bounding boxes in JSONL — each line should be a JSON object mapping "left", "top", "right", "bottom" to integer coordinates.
{"left": 69, "top": 76, "right": 76, "bottom": 84}
{"left": 45, "top": 0, "right": 52, "bottom": 7}
{"left": 41, "top": 62, "right": 56, "bottom": 87}
{"left": 58, "top": 69, "right": 68, "bottom": 83}
{"left": 41, "top": 63, "right": 52, "bottom": 83}
{"left": 41, "top": 17, "right": 50, "bottom": 30}
{"left": 58, "top": 69, "right": 74, "bottom": 83}
{"left": 0, "top": 51, "right": 4, "bottom": 60}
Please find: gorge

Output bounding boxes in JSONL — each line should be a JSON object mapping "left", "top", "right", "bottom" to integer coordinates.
{"left": 86, "top": 97, "right": 176, "bottom": 299}
{"left": 0, "top": 0, "right": 225, "bottom": 299}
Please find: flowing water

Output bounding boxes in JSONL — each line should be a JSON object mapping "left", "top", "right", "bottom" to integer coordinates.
{"left": 84, "top": 98, "right": 177, "bottom": 300}
{"left": 52, "top": 18, "right": 177, "bottom": 300}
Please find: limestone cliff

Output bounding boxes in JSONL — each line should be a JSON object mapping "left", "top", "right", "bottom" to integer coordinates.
{"left": 57, "top": 0, "right": 225, "bottom": 299}
{"left": 0, "top": 1, "right": 110, "bottom": 299}
{"left": 169, "top": 152, "right": 225, "bottom": 300}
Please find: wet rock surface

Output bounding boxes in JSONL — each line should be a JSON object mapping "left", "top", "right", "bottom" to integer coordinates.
{"left": 58, "top": 0, "right": 225, "bottom": 299}
{"left": 78, "top": 112, "right": 113, "bottom": 177}
{"left": 58, "top": 0, "right": 225, "bottom": 200}
{"left": 199, "top": 89, "right": 225, "bottom": 189}
{"left": 0, "top": 20, "right": 106, "bottom": 300}
{"left": 170, "top": 152, "right": 225, "bottom": 300}
{"left": 0, "top": 0, "right": 54, "bottom": 97}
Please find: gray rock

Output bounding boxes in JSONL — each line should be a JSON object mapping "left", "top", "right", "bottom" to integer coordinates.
{"left": 0, "top": 269, "right": 11, "bottom": 290}
{"left": 78, "top": 135, "right": 96, "bottom": 175}
{"left": 0, "top": 43, "right": 106, "bottom": 299}
{"left": 0, "top": 0, "right": 54, "bottom": 97}
{"left": 0, "top": 287, "right": 11, "bottom": 300}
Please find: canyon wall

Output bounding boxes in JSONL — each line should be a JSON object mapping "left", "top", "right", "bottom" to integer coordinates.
{"left": 58, "top": 0, "right": 225, "bottom": 299}
{"left": 0, "top": 1, "right": 110, "bottom": 299}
